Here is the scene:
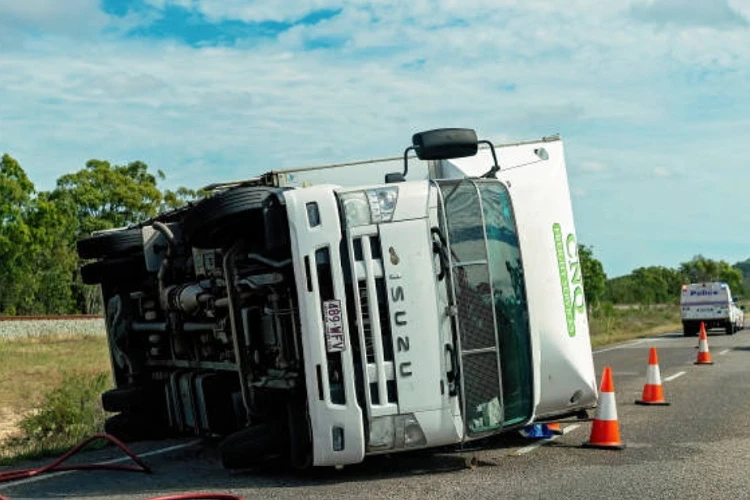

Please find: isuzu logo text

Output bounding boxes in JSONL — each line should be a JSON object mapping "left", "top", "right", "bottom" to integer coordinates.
{"left": 389, "top": 273, "right": 413, "bottom": 378}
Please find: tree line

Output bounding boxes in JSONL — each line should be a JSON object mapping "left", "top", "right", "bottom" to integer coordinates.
{"left": 0, "top": 152, "right": 747, "bottom": 315}
{"left": 0, "top": 154, "right": 200, "bottom": 315}
{"left": 581, "top": 250, "right": 746, "bottom": 307}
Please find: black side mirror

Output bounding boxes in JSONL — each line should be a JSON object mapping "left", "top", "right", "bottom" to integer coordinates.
{"left": 392, "top": 127, "right": 500, "bottom": 181}
{"left": 411, "top": 128, "right": 479, "bottom": 160}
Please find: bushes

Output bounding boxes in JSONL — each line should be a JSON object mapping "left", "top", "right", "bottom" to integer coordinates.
{"left": 0, "top": 371, "right": 110, "bottom": 464}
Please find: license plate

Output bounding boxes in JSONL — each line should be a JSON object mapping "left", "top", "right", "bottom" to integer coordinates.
{"left": 323, "top": 300, "right": 345, "bottom": 353}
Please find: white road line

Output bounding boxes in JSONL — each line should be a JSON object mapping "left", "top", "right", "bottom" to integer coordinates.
{"left": 0, "top": 440, "right": 201, "bottom": 488}
{"left": 718, "top": 349, "right": 730, "bottom": 356}
{"left": 663, "top": 371, "right": 686, "bottom": 382}
{"left": 511, "top": 424, "right": 581, "bottom": 456}
{"left": 594, "top": 339, "right": 645, "bottom": 354}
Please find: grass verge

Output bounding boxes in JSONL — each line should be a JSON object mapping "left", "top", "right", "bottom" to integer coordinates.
{"left": 0, "top": 334, "right": 112, "bottom": 465}
{"left": 588, "top": 302, "right": 681, "bottom": 347}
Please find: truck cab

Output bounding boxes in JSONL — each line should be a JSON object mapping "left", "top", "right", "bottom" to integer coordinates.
{"left": 77, "top": 128, "right": 597, "bottom": 469}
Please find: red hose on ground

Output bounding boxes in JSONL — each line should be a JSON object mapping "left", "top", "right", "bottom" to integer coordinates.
{"left": 0, "top": 433, "right": 244, "bottom": 500}
{"left": 0, "top": 433, "right": 151, "bottom": 483}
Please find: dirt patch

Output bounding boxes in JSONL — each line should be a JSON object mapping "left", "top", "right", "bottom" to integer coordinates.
{"left": 0, "top": 408, "right": 23, "bottom": 442}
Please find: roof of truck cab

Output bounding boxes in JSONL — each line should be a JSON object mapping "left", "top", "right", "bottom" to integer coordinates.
{"left": 269, "top": 134, "right": 562, "bottom": 176}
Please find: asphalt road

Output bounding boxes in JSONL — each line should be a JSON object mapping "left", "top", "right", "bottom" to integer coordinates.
{"left": 3, "top": 328, "right": 750, "bottom": 500}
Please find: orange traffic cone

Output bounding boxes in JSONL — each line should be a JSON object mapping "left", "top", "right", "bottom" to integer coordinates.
{"left": 545, "top": 422, "right": 563, "bottom": 435}
{"left": 635, "top": 347, "right": 670, "bottom": 406}
{"left": 583, "top": 366, "right": 625, "bottom": 450}
{"left": 695, "top": 322, "right": 714, "bottom": 365}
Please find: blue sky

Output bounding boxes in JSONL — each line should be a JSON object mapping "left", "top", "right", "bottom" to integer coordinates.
{"left": 1, "top": 0, "right": 749, "bottom": 277}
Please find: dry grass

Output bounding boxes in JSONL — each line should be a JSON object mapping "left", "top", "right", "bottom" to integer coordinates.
{"left": 588, "top": 299, "right": 750, "bottom": 347}
{"left": 588, "top": 302, "right": 681, "bottom": 347}
{"left": 0, "top": 334, "right": 111, "bottom": 445}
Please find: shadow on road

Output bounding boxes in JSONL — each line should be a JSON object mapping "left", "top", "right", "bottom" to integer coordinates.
{"left": 221, "top": 431, "right": 535, "bottom": 485}
{"left": 2, "top": 432, "right": 544, "bottom": 498}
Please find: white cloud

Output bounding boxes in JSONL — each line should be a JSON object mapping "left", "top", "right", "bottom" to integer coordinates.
{"left": 1, "top": 0, "right": 750, "bottom": 275}
{"left": 0, "top": 0, "right": 110, "bottom": 36}
{"left": 653, "top": 167, "right": 672, "bottom": 177}
{"left": 630, "top": 0, "right": 748, "bottom": 28}
{"left": 579, "top": 161, "right": 606, "bottom": 173}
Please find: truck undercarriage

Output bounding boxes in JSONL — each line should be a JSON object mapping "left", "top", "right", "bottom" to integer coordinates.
{"left": 80, "top": 185, "right": 315, "bottom": 468}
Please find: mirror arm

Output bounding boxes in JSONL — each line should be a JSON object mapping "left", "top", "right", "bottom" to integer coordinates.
{"left": 402, "top": 145, "right": 415, "bottom": 178}
{"left": 478, "top": 140, "right": 500, "bottom": 178}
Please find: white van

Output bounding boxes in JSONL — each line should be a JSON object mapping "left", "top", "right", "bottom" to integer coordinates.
{"left": 680, "top": 282, "right": 744, "bottom": 336}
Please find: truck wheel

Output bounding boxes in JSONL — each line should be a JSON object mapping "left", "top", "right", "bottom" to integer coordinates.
{"left": 726, "top": 322, "right": 734, "bottom": 335}
{"left": 102, "top": 387, "right": 145, "bottom": 413}
{"left": 287, "top": 399, "right": 313, "bottom": 470}
{"left": 80, "top": 256, "right": 147, "bottom": 285}
{"left": 682, "top": 322, "right": 696, "bottom": 337}
{"left": 182, "top": 186, "right": 286, "bottom": 250}
{"left": 104, "top": 412, "right": 167, "bottom": 442}
{"left": 77, "top": 229, "right": 144, "bottom": 260}
{"left": 220, "top": 422, "right": 287, "bottom": 469}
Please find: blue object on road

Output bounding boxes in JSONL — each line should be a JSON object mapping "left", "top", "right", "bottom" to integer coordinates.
{"left": 519, "top": 424, "right": 555, "bottom": 439}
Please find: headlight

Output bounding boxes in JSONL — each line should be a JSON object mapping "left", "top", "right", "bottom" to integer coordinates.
{"left": 368, "top": 413, "right": 426, "bottom": 451}
{"left": 340, "top": 187, "right": 399, "bottom": 227}
{"left": 341, "top": 192, "right": 371, "bottom": 227}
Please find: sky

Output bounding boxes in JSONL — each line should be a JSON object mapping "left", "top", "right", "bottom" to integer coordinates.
{"left": 1, "top": 0, "right": 749, "bottom": 277}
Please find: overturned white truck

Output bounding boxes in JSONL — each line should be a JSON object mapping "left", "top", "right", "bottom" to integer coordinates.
{"left": 77, "top": 128, "right": 598, "bottom": 469}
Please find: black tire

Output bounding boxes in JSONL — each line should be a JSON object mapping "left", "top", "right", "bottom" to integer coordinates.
{"left": 77, "top": 229, "right": 143, "bottom": 260}
{"left": 182, "top": 186, "right": 286, "bottom": 250}
{"left": 220, "top": 422, "right": 287, "bottom": 469}
{"left": 80, "top": 256, "right": 147, "bottom": 285}
{"left": 727, "top": 322, "right": 736, "bottom": 335}
{"left": 682, "top": 322, "right": 696, "bottom": 337}
{"left": 102, "top": 387, "right": 145, "bottom": 413}
{"left": 286, "top": 398, "right": 313, "bottom": 470}
{"left": 104, "top": 412, "right": 165, "bottom": 442}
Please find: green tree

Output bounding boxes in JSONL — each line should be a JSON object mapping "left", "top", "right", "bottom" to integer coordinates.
{"left": 578, "top": 244, "right": 607, "bottom": 309}
{"left": 0, "top": 155, "right": 82, "bottom": 314}
{"left": 602, "top": 274, "right": 636, "bottom": 304}
{"left": 679, "top": 255, "right": 744, "bottom": 295}
{"left": 629, "top": 266, "right": 686, "bottom": 304}
{"left": 25, "top": 192, "right": 79, "bottom": 313}
{"left": 52, "top": 160, "right": 164, "bottom": 236}
{"left": 0, "top": 154, "right": 35, "bottom": 314}
{"left": 734, "top": 258, "right": 750, "bottom": 296}
{"left": 161, "top": 186, "right": 205, "bottom": 212}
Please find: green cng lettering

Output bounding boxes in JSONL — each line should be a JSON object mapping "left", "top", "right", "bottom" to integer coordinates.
{"left": 553, "top": 223, "right": 586, "bottom": 337}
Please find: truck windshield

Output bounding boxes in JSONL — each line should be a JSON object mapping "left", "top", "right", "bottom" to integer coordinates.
{"left": 436, "top": 179, "right": 533, "bottom": 435}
